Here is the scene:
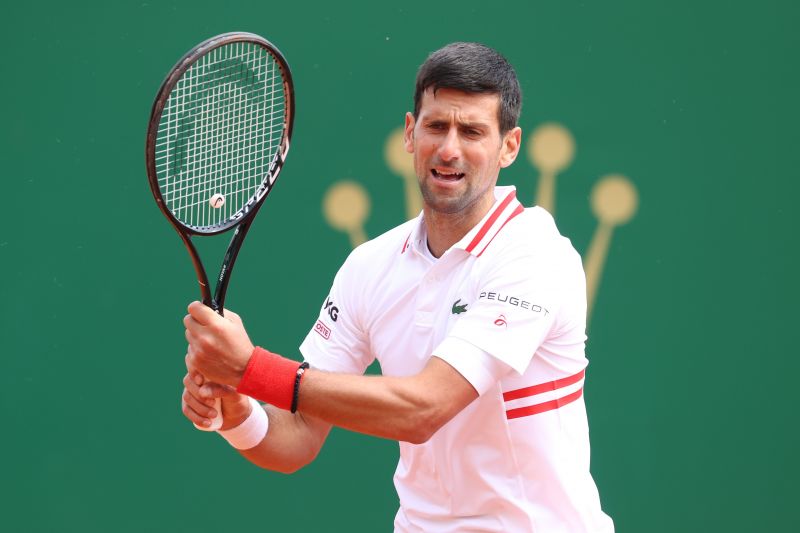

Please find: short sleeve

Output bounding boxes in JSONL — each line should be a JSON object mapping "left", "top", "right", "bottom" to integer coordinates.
{"left": 445, "top": 251, "right": 562, "bottom": 375}
{"left": 433, "top": 337, "right": 513, "bottom": 396}
{"left": 299, "top": 251, "right": 374, "bottom": 375}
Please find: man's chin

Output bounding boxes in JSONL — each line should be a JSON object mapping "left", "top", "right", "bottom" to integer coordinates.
{"left": 420, "top": 190, "right": 469, "bottom": 215}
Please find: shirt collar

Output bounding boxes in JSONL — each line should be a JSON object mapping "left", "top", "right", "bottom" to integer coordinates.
{"left": 454, "top": 186, "right": 523, "bottom": 256}
{"left": 403, "top": 186, "right": 524, "bottom": 258}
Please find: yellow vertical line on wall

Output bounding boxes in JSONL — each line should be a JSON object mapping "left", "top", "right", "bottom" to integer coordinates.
{"left": 584, "top": 174, "right": 638, "bottom": 321}
{"left": 528, "top": 123, "right": 575, "bottom": 214}
{"left": 385, "top": 127, "right": 423, "bottom": 220}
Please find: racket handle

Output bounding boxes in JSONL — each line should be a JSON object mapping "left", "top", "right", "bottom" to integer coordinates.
{"left": 194, "top": 397, "right": 223, "bottom": 431}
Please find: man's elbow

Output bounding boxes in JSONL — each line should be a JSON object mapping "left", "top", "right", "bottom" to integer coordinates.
{"left": 402, "top": 410, "right": 448, "bottom": 445}
{"left": 399, "top": 357, "right": 478, "bottom": 444}
{"left": 404, "top": 429, "right": 434, "bottom": 445}
{"left": 270, "top": 461, "right": 306, "bottom": 475}
{"left": 246, "top": 443, "right": 321, "bottom": 474}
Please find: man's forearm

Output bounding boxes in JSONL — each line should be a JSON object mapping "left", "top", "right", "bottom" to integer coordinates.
{"left": 293, "top": 357, "right": 477, "bottom": 444}
{"left": 240, "top": 404, "right": 332, "bottom": 474}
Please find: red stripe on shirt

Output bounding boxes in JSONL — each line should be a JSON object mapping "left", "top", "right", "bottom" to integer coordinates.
{"left": 464, "top": 190, "right": 517, "bottom": 253}
{"left": 506, "top": 388, "right": 583, "bottom": 420}
{"left": 502, "top": 369, "right": 586, "bottom": 402}
{"left": 400, "top": 232, "right": 411, "bottom": 254}
{"left": 475, "top": 204, "right": 525, "bottom": 257}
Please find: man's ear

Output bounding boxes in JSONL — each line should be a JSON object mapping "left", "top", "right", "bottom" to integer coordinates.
{"left": 404, "top": 112, "right": 415, "bottom": 154}
{"left": 499, "top": 126, "right": 522, "bottom": 168}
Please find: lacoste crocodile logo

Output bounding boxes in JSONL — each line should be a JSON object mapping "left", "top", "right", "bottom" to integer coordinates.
{"left": 452, "top": 299, "right": 468, "bottom": 315}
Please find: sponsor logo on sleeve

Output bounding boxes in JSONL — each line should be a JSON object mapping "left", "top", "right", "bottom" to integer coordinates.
{"left": 478, "top": 291, "right": 550, "bottom": 316}
{"left": 494, "top": 314, "right": 507, "bottom": 328}
{"left": 314, "top": 320, "right": 331, "bottom": 340}
{"left": 324, "top": 297, "right": 339, "bottom": 322}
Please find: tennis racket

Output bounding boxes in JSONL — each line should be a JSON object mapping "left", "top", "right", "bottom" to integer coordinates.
{"left": 145, "top": 32, "right": 294, "bottom": 430}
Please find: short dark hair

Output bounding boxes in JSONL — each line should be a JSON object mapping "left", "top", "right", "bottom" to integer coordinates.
{"left": 413, "top": 42, "right": 522, "bottom": 133}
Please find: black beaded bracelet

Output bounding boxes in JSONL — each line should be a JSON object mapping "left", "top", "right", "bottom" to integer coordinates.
{"left": 291, "top": 362, "right": 310, "bottom": 414}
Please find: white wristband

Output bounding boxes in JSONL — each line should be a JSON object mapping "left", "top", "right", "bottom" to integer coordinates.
{"left": 217, "top": 397, "right": 269, "bottom": 450}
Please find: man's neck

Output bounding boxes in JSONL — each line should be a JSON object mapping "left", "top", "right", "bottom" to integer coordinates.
{"left": 423, "top": 194, "right": 496, "bottom": 258}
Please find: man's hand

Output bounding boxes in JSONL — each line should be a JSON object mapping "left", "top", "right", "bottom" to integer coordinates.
{"left": 183, "top": 302, "right": 255, "bottom": 388}
{"left": 181, "top": 370, "right": 253, "bottom": 430}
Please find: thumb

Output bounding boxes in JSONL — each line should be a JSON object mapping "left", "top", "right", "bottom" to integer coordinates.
{"left": 187, "top": 301, "right": 218, "bottom": 325}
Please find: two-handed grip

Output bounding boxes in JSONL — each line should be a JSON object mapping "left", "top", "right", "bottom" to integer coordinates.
{"left": 193, "top": 397, "right": 223, "bottom": 431}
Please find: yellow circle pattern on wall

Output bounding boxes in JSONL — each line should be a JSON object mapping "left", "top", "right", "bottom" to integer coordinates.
{"left": 322, "top": 123, "right": 638, "bottom": 324}
{"left": 585, "top": 175, "right": 639, "bottom": 319}
{"left": 527, "top": 123, "right": 575, "bottom": 216}
{"left": 322, "top": 180, "right": 371, "bottom": 248}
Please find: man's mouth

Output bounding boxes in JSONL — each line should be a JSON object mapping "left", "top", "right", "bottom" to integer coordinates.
{"left": 431, "top": 168, "right": 465, "bottom": 181}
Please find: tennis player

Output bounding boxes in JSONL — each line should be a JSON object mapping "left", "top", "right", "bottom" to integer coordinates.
{"left": 182, "top": 42, "right": 614, "bottom": 532}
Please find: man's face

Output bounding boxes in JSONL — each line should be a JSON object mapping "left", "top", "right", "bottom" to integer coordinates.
{"left": 404, "top": 88, "right": 521, "bottom": 218}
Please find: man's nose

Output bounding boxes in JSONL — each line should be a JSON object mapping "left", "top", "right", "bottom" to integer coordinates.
{"left": 438, "top": 127, "right": 461, "bottom": 162}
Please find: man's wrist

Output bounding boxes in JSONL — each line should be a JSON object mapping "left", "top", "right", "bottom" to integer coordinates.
{"left": 217, "top": 397, "right": 268, "bottom": 450}
{"left": 236, "top": 347, "right": 307, "bottom": 411}
{"left": 218, "top": 394, "right": 254, "bottom": 431}
{"left": 231, "top": 342, "right": 255, "bottom": 389}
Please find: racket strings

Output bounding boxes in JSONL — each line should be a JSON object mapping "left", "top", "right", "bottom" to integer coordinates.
{"left": 155, "top": 41, "right": 286, "bottom": 229}
{"left": 178, "top": 43, "right": 281, "bottom": 227}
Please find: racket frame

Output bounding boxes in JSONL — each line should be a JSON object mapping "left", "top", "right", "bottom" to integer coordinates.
{"left": 145, "top": 32, "right": 294, "bottom": 313}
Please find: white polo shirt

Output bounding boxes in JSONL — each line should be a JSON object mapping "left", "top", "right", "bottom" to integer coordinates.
{"left": 300, "top": 186, "right": 614, "bottom": 532}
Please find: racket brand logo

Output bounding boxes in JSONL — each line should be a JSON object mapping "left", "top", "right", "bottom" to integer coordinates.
{"left": 479, "top": 291, "right": 550, "bottom": 316}
{"left": 314, "top": 320, "right": 331, "bottom": 340}
{"left": 227, "top": 160, "right": 281, "bottom": 224}
{"left": 170, "top": 59, "right": 266, "bottom": 178}
{"left": 451, "top": 299, "right": 468, "bottom": 315}
{"left": 230, "top": 195, "right": 257, "bottom": 221}
{"left": 324, "top": 297, "right": 339, "bottom": 322}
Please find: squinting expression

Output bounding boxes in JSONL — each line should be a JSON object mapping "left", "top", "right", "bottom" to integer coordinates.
{"left": 404, "top": 88, "right": 520, "bottom": 221}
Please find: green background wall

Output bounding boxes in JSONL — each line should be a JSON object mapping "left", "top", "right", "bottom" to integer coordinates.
{"left": 2, "top": 1, "right": 798, "bottom": 531}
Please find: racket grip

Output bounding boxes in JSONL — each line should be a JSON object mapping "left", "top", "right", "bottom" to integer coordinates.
{"left": 194, "top": 397, "right": 223, "bottom": 431}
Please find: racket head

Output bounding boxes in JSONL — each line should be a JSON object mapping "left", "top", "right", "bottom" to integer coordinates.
{"left": 145, "top": 32, "right": 294, "bottom": 236}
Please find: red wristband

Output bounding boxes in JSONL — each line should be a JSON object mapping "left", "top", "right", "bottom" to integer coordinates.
{"left": 236, "top": 347, "right": 299, "bottom": 411}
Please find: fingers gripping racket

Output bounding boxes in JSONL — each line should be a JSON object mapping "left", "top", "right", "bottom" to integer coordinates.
{"left": 145, "top": 33, "right": 294, "bottom": 430}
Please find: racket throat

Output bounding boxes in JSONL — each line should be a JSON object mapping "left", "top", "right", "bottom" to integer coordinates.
{"left": 213, "top": 220, "right": 253, "bottom": 313}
